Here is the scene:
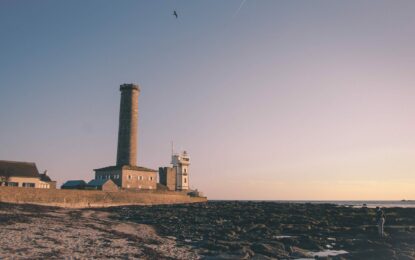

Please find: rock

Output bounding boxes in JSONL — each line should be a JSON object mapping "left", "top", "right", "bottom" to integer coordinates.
{"left": 349, "top": 248, "right": 396, "bottom": 259}
{"left": 201, "top": 252, "right": 248, "bottom": 260}
{"left": 216, "top": 240, "right": 244, "bottom": 251}
{"left": 104, "top": 201, "right": 415, "bottom": 259}
{"left": 397, "top": 254, "right": 415, "bottom": 260}
{"left": 288, "top": 246, "right": 312, "bottom": 258}
{"left": 251, "top": 254, "right": 277, "bottom": 260}
{"left": 297, "top": 235, "right": 323, "bottom": 250}
{"left": 250, "top": 243, "right": 288, "bottom": 258}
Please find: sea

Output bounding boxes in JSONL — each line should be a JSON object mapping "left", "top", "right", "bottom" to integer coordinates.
{"left": 275, "top": 200, "right": 415, "bottom": 208}
{"left": 314, "top": 200, "right": 415, "bottom": 208}
{"left": 217, "top": 200, "right": 415, "bottom": 208}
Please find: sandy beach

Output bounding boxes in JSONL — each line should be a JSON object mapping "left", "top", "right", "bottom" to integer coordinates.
{"left": 1, "top": 201, "right": 414, "bottom": 259}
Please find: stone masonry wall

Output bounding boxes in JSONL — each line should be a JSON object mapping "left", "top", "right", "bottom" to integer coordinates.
{"left": 0, "top": 186, "right": 207, "bottom": 208}
{"left": 116, "top": 84, "right": 139, "bottom": 166}
{"left": 121, "top": 169, "right": 157, "bottom": 190}
{"left": 159, "top": 167, "right": 176, "bottom": 191}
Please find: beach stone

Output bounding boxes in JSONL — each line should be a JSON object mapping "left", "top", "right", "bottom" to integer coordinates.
{"left": 250, "top": 242, "right": 288, "bottom": 257}
{"left": 278, "top": 237, "right": 300, "bottom": 247}
{"left": 297, "top": 236, "right": 323, "bottom": 250}
{"left": 216, "top": 240, "right": 244, "bottom": 250}
{"left": 288, "top": 246, "right": 312, "bottom": 258}
{"left": 247, "top": 224, "right": 272, "bottom": 236}
{"left": 251, "top": 254, "right": 277, "bottom": 260}
{"left": 350, "top": 248, "right": 396, "bottom": 259}
{"left": 202, "top": 252, "right": 248, "bottom": 260}
{"left": 397, "top": 255, "right": 414, "bottom": 260}
{"left": 99, "top": 201, "right": 415, "bottom": 259}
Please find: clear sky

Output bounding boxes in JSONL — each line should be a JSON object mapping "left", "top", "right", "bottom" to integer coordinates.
{"left": 1, "top": 0, "right": 414, "bottom": 200}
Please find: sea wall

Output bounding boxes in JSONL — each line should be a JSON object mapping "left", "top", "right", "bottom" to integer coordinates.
{"left": 0, "top": 186, "right": 207, "bottom": 208}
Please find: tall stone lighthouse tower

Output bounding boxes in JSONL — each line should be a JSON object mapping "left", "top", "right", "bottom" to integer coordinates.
{"left": 116, "top": 84, "right": 139, "bottom": 166}
{"left": 94, "top": 83, "right": 158, "bottom": 190}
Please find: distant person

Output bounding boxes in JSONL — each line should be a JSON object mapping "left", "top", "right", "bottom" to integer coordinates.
{"left": 376, "top": 207, "right": 386, "bottom": 238}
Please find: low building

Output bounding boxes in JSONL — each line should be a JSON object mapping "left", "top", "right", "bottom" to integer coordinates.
{"left": 0, "top": 160, "right": 55, "bottom": 189}
{"left": 159, "top": 151, "right": 190, "bottom": 191}
{"left": 61, "top": 180, "right": 87, "bottom": 190}
{"left": 87, "top": 179, "right": 119, "bottom": 191}
{"left": 94, "top": 165, "right": 157, "bottom": 190}
{"left": 39, "top": 171, "right": 57, "bottom": 189}
{"left": 159, "top": 167, "right": 176, "bottom": 191}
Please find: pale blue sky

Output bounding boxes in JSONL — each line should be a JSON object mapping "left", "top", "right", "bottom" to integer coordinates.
{"left": 1, "top": 1, "right": 414, "bottom": 199}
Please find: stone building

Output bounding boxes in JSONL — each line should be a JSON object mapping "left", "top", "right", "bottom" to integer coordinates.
{"left": 94, "top": 84, "right": 158, "bottom": 190}
{"left": 87, "top": 179, "right": 119, "bottom": 191}
{"left": 40, "top": 170, "right": 57, "bottom": 189}
{"left": 0, "top": 160, "right": 55, "bottom": 189}
{"left": 159, "top": 151, "right": 190, "bottom": 191}
{"left": 159, "top": 167, "right": 176, "bottom": 191}
{"left": 94, "top": 165, "right": 157, "bottom": 190}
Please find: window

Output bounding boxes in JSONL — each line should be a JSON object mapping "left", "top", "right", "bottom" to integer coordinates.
{"left": 138, "top": 176, "right": 143, "bottom": 181}
{"left": 128, "top": 175, "right": 132, "bottom": 180}
{"left": 184, "top": 168, "right": 187, "bottom": 173}
{"left": 184, "top": 178, "right": 187, "bottom": 184}
{"left": 6, "top": 182, "right": 18, "bottom": 187}
{"left": 149, "top": 176, "right": 153, "bottom": 181}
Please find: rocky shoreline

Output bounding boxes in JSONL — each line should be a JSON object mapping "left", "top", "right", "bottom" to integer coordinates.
{"left": 106, "top": 201, "right": 415, "bottom": 259}
{"left": 0, "top": 201, "right": 414, "bottom": 259}
{"left": 0, "top": 203, "right": 197, "bottom": 259}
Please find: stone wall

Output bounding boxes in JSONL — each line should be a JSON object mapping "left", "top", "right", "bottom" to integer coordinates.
{"left": 159, "top": 167, "right": 176, "bottom": 191}
{"left": 122, "top": 169, "right": 157, "bottom": 190}
{"left": 0, "top": 186, "right": 207, "bottom": 208}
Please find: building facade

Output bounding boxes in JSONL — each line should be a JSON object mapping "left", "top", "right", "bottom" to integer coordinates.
{"left": 159, "top": 151, "right": 190, "bottom": 191}
{"left": 0, "top": 160, "right": 55, "bottom": 189}
{"left": 94, "top": 165, "right": 157, "bottom": 190}
{"left": 172, "top": 151, "right": 190, "bottom": 190}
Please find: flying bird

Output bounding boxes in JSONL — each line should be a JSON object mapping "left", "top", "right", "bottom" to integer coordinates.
{"left": 173, "top": 10, "right": 178, "bottom": 19}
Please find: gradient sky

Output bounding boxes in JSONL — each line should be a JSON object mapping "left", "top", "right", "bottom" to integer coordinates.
{"left": 1, "top": 0, "right": 414, "bottom": 200}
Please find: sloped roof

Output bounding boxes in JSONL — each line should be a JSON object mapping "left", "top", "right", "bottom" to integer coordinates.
{"left": 61, "top": 180, "right": 86, "bottom": 187}
{"left": 0, "top": 160, "right": 40, "bottom": 178}
{"left": 94, "top": 165, "right": 157, "bottom": 172}
{"left": 87, "top": 179, "right": 114, "bottom": 187}
{"left": 39, "top": 173, "right": 52, "bottom": 182}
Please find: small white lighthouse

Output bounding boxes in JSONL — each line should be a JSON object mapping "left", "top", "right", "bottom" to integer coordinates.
{"left": 171, "top": 151, "right": 190, "bottom": 190}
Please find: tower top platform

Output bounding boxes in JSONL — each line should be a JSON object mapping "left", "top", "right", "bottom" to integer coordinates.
{"left": 120, "top": 83, "right": 140, "bottom": 91}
